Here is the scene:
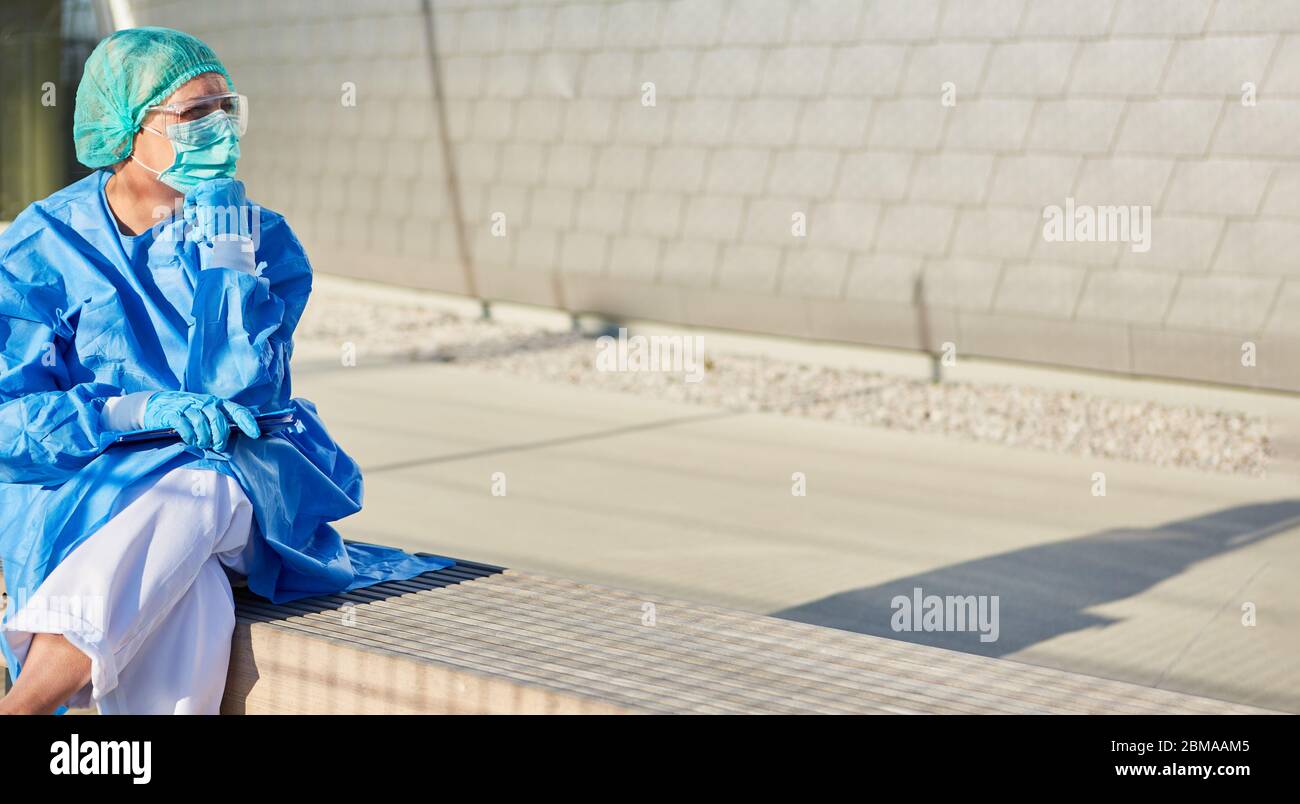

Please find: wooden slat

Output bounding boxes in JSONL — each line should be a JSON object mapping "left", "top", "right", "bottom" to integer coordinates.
{"left": 0, "top": 555, "right": 1279, "bottom": 714}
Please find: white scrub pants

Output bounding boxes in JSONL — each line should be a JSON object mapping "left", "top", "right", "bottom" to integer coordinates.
{"left": 1, "top": 467, "right": 254, "bottom": 714}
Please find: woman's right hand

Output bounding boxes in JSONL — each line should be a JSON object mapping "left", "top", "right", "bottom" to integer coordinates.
{"left": 184, "top": 178, "right": 247, "bottom": 242}
{"left": 142, "top": 391, "right": 260, "bottom": 451}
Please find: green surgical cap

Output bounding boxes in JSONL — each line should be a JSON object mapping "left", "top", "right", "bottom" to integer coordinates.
{"left": 73, "top": 26, "right": 234, "bottom": 169}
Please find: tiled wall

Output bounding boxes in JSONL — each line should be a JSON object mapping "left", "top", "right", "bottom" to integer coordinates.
{"left": 138, "top": 0, "right": 1300, "bottom": 391}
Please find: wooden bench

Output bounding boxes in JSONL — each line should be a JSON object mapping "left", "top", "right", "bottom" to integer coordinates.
{"left": 1, "top": 553, "right": 1276, "bottom": 714}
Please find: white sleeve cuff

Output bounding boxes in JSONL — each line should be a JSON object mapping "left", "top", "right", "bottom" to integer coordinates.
{"left": 199, "top": 235, "right": 257, "bottom": 274}
{"left": 101, "top": 391, "right": 155, "bottom": 432}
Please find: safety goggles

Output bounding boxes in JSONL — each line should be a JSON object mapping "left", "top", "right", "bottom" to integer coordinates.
{"left": 142, "top": 92, "right": 248, "bottom": 143}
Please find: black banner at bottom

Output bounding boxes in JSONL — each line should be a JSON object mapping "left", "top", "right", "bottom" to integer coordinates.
{"left": 3, "top": 713, "right": 1287, "bottom": 791}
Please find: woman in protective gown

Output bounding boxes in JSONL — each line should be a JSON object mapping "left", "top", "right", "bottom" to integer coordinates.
{"left": 0, "top": 27, "right": 451, "bottom": 715}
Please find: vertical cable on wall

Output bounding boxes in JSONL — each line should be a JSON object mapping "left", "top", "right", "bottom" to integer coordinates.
{"left": 419, "top": 0, "right": 487, "bottom": 318}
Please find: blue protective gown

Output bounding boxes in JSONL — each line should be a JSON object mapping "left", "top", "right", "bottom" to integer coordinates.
{"left": 0, "top": 170, "right": 453, "bottom": 701}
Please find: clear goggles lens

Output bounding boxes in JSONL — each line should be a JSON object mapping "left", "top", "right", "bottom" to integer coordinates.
{"left": 145, "top": 93, "right": 248, "bottom": 144}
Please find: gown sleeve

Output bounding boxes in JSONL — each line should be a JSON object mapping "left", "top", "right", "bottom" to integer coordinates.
{"left": 0, "top": 254, "right": 120, "bottom": 485}
{"left": 183, "top": 210, "right": 313, "bottom": 409}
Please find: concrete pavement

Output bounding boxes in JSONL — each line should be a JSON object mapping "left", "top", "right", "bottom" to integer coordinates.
{"left": 294, "top": 357, "right": 1300, "bottom": 713}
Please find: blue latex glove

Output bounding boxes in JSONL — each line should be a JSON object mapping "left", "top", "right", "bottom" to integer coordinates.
{"left": 142, "top": 391, "right": 260, "bottom": 451}
{"left": 184, "top": 178, "right": 248, "bottom": 242}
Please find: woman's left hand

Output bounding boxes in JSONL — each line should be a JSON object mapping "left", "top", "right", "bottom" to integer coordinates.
{"left": 142, "top": 391, "right": 260, "bottom": 451}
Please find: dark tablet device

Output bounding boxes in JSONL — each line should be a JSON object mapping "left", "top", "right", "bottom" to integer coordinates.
{"left": 112, "top": 408, "right": 296, "bottom": 445}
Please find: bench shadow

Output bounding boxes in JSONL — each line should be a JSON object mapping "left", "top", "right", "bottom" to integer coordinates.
{"left": 772, "top": 500, "right": 1300, "bottom": 657}
{"left": 220, "top": 557, "right": 503, "bottom": 714}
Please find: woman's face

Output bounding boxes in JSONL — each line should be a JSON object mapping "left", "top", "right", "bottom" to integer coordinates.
{"left": 129, "top": 72, "right": 231, "bottom": 178}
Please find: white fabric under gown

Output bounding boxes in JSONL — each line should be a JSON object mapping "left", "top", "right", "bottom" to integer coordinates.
{"left": 1, "top": 466, "right": 254, "bottom": 714}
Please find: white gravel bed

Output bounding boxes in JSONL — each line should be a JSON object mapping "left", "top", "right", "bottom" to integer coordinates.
{"left": 294, "top": 287, "right": 1273, "bottom": 477}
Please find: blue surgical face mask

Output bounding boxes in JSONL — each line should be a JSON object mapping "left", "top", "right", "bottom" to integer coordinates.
{"left": 132, "top": 110, "right": 241, "bottom": 193}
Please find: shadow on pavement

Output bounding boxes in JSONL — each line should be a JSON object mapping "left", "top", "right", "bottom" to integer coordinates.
{"left": 773, "top": 500, "right": 1300, "bottom": 658}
